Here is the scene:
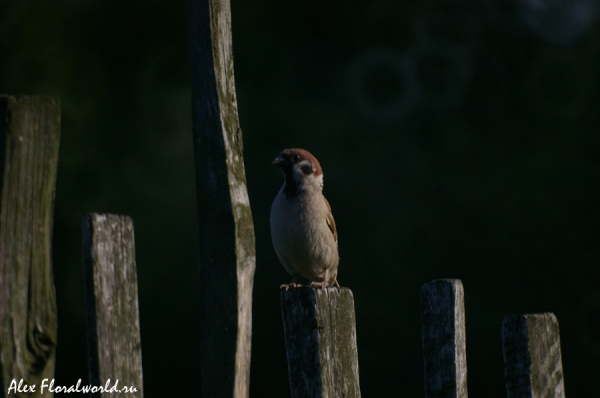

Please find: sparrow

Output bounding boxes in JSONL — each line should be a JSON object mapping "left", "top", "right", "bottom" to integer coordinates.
{"left": 270, "top": 148, "right": 340, "bottom": 289}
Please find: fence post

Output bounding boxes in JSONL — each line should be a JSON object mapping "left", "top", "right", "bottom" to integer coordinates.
{"left": 185, "top": 1, "right": 256, "bottom": 397}
{"left": 0, "top": 95, "right": 60, "bottom": 397}
{"left": 421, "top": 279, "right": 468, "bottom": 398}
{"left": 281, "top": 287, "right": 361, "bottom": 398}
{"left": 82, "top": 213, "right": 143, "bottom": 397}
{"left": 502, "top": 313, "right": 566, "bottom": 398}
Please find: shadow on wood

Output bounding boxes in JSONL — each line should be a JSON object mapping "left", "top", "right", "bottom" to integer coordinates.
{"left": 502, "top": 313, "right": 565, "bottom": 398}
{"left": 421, "top": 279, "right": 468, "bottom": 398}
{"left": 186, "top": 0, "right": 256, "bottom": 397}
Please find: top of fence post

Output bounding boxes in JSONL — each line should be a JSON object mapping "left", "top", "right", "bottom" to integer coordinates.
{"left": 0, "top": 95, "right": 60, "bottom": 396}
{"left": 185, "top": 1, "right": 256, "bottom": 397}
{"left": 421, "top": 279, "right": 468, "bottom": 398}
{"left": 502, "top": 312, "right": 566, "bottom": 398}
{"left": 281, "top": 287, "right": 361, "bottom": 398}
{"left": 83, "top": 213, "right": 144, "bottom": 398}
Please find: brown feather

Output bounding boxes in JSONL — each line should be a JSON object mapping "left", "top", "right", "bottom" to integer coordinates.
{"left": 324, "top": 196, "right": 337, "bottom": 243}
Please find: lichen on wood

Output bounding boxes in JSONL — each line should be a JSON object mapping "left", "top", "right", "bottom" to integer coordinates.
{"left": 185, "top": 1, "right": 256, "bottom": 397}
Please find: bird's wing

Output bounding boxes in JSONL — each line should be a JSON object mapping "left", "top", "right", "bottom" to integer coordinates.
{"left": 324, "top": 196, "right": 337, "bottom": 243}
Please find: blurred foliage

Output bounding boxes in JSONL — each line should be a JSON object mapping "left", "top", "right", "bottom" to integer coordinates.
{"left": 1, "top": 0, "right": 599, "bottom": 396}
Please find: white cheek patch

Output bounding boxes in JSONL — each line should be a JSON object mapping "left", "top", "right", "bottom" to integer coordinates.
{"left": 315, "top": 174, "right": 323, "bottom": 188}
{"left": 291, "top": 159, "right": 323, "bottom": 189}
{"left": 292, "top": 160, "right": 314, "bottom": 180}
{"left": 291, "top": 166, "right": 305, "bottom": 183}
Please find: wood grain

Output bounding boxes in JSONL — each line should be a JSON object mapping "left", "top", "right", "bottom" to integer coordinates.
{"left": 83, "top": 213, "right": 143, "bottom": 398}
{"left": 281, "top": 287, "right": 361, "bottom": 398}
{"left": 502, "top": 313, "right": 565, "bottom": 398}
{"left": 0, "top": 95, "right": 60, "bottom": 398}
{"left": 186, "top": 1, "right": 256, "bottom": 397}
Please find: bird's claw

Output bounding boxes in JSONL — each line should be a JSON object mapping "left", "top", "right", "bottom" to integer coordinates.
{"left": 309, "top": 281, "right": 329, "bottom": 289}
{"left": 280, "top": 283, "right": 303, "bottom": 291}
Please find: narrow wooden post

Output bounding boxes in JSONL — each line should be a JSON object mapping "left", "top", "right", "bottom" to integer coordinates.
{"left": 502, "top": 313, "right": 565, "bottom": 398}
{"left": 421, "top": 279, "right": 468, "bottom": 398}
{"left": 0, "top": 95, "right": 60, "bottom": 397}
{"left": 186, "top": 1, "right": 256, "bottom": 397}
{"left": 281, "top": 287, "right": 361, "bottom": 398}
{"left": 83, "top": 213, "right": 143, "bottom": 398}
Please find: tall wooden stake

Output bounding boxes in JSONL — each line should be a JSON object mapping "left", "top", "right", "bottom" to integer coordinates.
{"left": 421, "top": 279, "right": 468, "bottom": 398}
{"left": 185, "top": 1, "right": 256, "bottom": 397}
{"left": 83, "top": 213, "right": 144, "bottom": 398}
{"left": 0, "top": 95, "right": 60, "bottom": 396}
{"left": 502, "top": 313, "right": 566, "bottom": 398}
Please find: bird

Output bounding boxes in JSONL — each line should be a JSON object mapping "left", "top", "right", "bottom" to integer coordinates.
{"left": 270, "top": 148, "right": 340, "bottom": 289}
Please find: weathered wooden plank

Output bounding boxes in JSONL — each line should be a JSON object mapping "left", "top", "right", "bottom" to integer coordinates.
{"left": 0, "top": 95, "right": 60, "bottom": 397}
{"left": 185, "top": 1, "right": 256, "bottom": 397}
{"left": 502, "top": 313, "right": 565, "bottom": 398}
{"left": 420, "top": 279, "right": 468, "bottom": 398}
{"left": 281, "top": 287, "right": 361, "bottom": 398}
{"left": 83, "top": 213, "right": 143, "bottom": 398}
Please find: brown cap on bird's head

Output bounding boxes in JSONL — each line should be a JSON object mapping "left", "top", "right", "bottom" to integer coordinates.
{"left": 272, "top": 148, "right": 323, "bottom": 177}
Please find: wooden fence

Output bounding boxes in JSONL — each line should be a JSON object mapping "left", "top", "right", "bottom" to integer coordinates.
{"left": 0, "top": 96, "right": 569, "bottom": 398}
{"left": 0, "top": 1, "right": 568, "bottom": 397}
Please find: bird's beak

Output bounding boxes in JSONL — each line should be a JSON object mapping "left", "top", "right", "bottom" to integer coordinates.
{"left": 272, "top": 156, "right": 284, "bottom": 166}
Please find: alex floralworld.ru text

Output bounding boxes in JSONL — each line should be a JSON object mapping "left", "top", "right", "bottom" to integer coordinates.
{"left": 7, "top": 378, "right": 138, "bottom": 394}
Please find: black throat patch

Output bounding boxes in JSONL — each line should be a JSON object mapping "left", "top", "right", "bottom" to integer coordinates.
{"left": 283, "top": 171, "right": 297, "bottom": 198}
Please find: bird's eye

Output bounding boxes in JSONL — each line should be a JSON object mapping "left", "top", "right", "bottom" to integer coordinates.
{"left": 292, "top": 154, "right": 300, "bottom": 162}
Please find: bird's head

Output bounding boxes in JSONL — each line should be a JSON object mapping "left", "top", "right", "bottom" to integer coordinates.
{"left": 273, "top": 148, "right": 324, "bottom": 195}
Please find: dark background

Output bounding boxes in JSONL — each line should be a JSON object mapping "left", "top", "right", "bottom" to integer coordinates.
{"left": 2, "top": 0, "right": 599, "bottom": 396}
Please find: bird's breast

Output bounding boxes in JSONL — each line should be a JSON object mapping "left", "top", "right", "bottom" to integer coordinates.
{"left": 270, "top": 189, "right": 338, "bottom": 279}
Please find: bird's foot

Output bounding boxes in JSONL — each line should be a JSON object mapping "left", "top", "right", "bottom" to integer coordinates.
{"left": 309, "top": 281, "right": 329, "bottom": 289}
{"left": 280, "top": 283, "right": 303, "bottom": 291}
